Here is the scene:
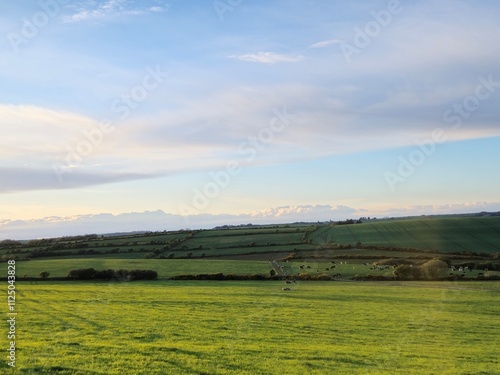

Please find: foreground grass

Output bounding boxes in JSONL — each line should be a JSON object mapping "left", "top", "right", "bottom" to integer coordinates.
{"left": 6, "top": 281, "right": 500, "bottom": 374}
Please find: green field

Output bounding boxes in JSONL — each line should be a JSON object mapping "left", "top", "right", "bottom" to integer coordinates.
{"left": 310, "top": 217, "right": 500, "bottom": 254}
{"left": 5, "top": 259, "right": 271, "bottom": 279}
{"left": 3, "top": 217, "right": 500, "bottom": 263}
{"left": 7, "top": 281, "right": 500, "bottom": 374}
{"left": 2, "top": 216, "right": 500, "bottom": 283}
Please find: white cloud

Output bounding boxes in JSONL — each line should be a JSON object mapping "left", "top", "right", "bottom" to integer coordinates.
{"left": 371, "top": 202, "right": 500, "bottom": 218}
{"left": 150, "top": 6, "right": 166, "bottom": 13}
{"left": 0, "top": 204, "right": 358, "bottom": 239}
{"left": 63, "top": 0, "right": 167, "bottom": 23}
{"left": 230, "top": 52, "right": 303, "bottom": 64}
{"left": 2, "top": 203, "right": 499, "bottom": 240}
{"left": 309, "top": 39, "right": 343, "bottom": 49}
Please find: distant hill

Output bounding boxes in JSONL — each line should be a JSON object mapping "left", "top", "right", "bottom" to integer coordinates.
{"left": 310, "top": 216, "right": 500, "bottom": 254}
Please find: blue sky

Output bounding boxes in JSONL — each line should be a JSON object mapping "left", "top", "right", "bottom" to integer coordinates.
{"left": 1, "top": 0, "right": 500, "bottom": 235}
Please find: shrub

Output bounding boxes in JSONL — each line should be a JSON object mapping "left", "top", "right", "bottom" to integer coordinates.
{"left": 67, "top": 268, "right": 157, "bottom": 281}
{"left": 420, "top": 258, "right": 449, "bottom": 280}
{"left": 94, "top": 269, "right": 117, "bottom": 280}
{"left": 393, "top": 264, "right": 422, "bottom": 280}
{"left": 68, "top": 268, "right": 97, "bottom": 280}
{"left": 129, "top": 269, "right": 158, "bottom": 280}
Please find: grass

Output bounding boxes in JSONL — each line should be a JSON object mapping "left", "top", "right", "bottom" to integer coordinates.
{"left": 310, "top": 217, "right": 500, "bottom": 254}
{"left": 3, "top": 217, "right": 500, "bottom": 264}
{"left": 6, "top": 258, "right": 272, "bottom": 279}
{"left": 8, "top": 281, "right": 500, "bottom": 374}
{"left": 6, "top": 257, "right": 500, "bottom": 281}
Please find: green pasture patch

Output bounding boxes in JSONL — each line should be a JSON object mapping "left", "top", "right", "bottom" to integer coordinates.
{"left": 11, "top": 281, "right": 500, "bottom": 374}
{"left": 310, "top": 217, "right": 500, "bottom": 254}
{"left": 5, "top": 258, "right": 272, "bottom": 278}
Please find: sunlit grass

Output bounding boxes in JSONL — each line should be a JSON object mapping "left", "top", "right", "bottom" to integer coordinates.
{"left": 11, "top": 281, "right": 500, "bottom": 374}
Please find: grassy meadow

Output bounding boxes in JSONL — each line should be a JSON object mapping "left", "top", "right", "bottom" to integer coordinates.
{"left": 309, "top": 217, "right": 500, "bottom": 254}
{"left": 9, "top": 258, "right": 271, "bottom": 279}
{"left": 2, "top": 216, "right": 499, "bottom": 373}
{"left": 6, "top": 281, "right": 500, "bottom": 374}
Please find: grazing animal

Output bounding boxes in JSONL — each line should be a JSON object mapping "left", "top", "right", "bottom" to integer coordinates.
{"left": 285, "top": 281, "right": 292, "bottom": 284}
{"left": 282, "top": 287, "right": 290, "bottom": 291}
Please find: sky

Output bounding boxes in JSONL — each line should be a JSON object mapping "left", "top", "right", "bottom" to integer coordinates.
{"left": 1, "top": 0, "right": 500, "bottom": 238}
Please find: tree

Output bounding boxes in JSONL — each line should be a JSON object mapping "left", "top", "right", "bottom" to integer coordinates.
{"left": 393, "top": 264, "right": 421, "bottom": 280}
{"left": 40, "top": 271, "right": 50, "bottom": 279}
{"left": 420, "top": 259, "right": 449, "bottom": 280}
{"left": 68, "top": 268, "right": 97, "bottom": 280}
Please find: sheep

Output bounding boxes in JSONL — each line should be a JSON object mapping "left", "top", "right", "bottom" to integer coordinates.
{"left": 282, "top": 287, "right": 291, "bottom": 291}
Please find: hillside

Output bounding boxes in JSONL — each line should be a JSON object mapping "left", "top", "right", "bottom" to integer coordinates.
{"left": 1, "top": 215, "right": 499, "bottom": 279}
{"left": 309, "top": 216, "right": 500, "bottom": 254}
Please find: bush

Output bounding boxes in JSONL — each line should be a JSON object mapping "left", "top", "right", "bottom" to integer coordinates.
{"left": 298, "top": 273, "right": 311, "bottom": 280}
{"left": 68, "top": 268, "right": 97, "bottom": 280}
{"left": 67, "top": 268, "right": 157, "bottom": 281}
{"left": 420, "top": 258, "right": 449, "bottom": 279}
{"left": 393, "top": 264, "right": 422, "bottom": 280}
{"left": 94, "top": 269, "right": 117, "bottom": 280}
{"left": 129, "top": 269, "right": 158, "bottom": 280}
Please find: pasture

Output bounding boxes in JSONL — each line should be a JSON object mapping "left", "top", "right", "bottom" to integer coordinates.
{"left": 7, "top": 281, "right": 500, "bottom": 374}
{"left": 2, "top": 217, "right": 500, "bottom": 268}
{"left": 6, "top": 259, "right": 271, "bottom": 279}
{"left": 309, "top": 217, "right": 500, "bottom": 254}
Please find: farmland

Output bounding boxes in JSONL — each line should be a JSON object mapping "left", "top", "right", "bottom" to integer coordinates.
{"left": 7, "top": 281, "right": 500, "bottom": 374}
{"left": 309, "top": 217, "right": 500, "bottom": 254}
{"left": 2, "top": 215, "right": 499, "bottom": 374}
{"left": 1, "top": 215, "right": 499, "bottom": 280}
